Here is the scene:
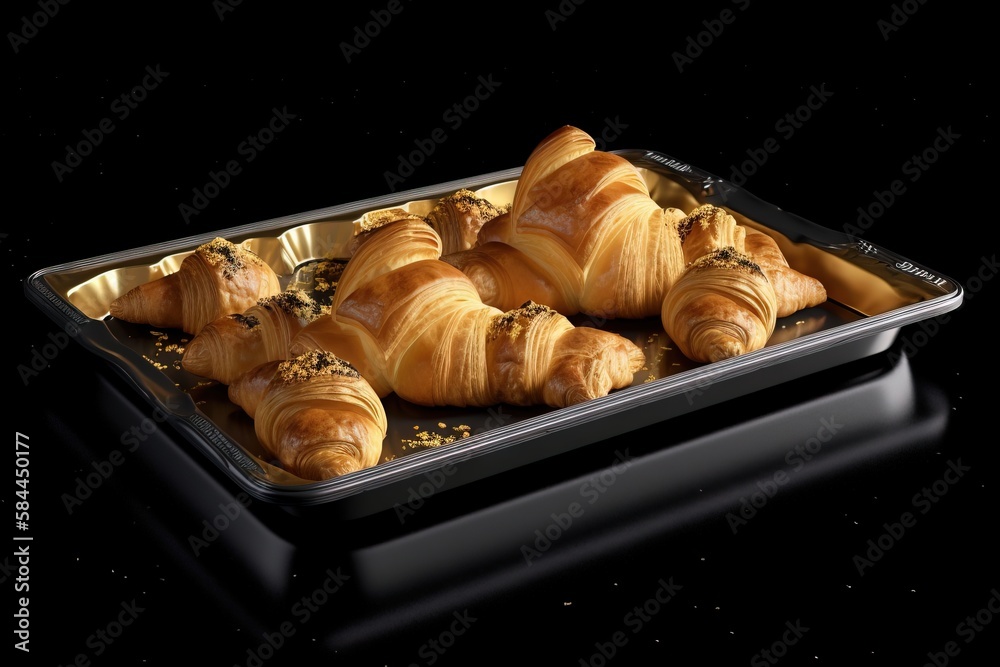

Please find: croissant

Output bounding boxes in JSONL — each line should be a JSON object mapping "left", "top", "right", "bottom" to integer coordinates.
{"left": 227, "top": 350, "right": 387, "bottom": 480}
{"left": 181, "top": 289, "right": 329, "bottom": 385}
{"left": 447, "top": 126, "right": 686, "bottom": 319}
{"left": 423, "top": 188, "right": 510, "bottom": 255}
{"left": 743, "top": 227, "right": 827, "bottom": 318}
{"left": 661, "top": 247, "right": 778, "bottom": 363}
{"left": 440, "top": 126, "right": 827, "bottom": 361}
{"left": 109, "top": 237, "right": 282, "bottom": 335}
{"left": 290, "top": 217, "right": 645, "bottom": 408}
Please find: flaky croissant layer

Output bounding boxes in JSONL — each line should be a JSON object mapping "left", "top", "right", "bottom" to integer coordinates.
{"left": 290, "top": 218, "right": 645, "bottom": 408}
{"left": 662, "top": 248, "right": 778, "bottom": 363}
{"left": 438, "top": 126, "right": 828, "bottom": 364}
{"left": 182, "top": 289, "right": 329, "bottom": 385}
{"left": 227, "top": 350, "right": 387, "bottom": 481}
{"left": 110, "top": 237, "right": 282, "bottom": 335}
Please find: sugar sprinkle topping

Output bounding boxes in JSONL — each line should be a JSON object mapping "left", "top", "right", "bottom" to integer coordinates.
{"left": 276, "top": 350, "right": 360, "bottom": 384}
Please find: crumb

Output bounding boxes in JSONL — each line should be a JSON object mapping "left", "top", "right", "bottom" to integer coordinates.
{"left": 276, "top": 350, "right": 359, "bottom": 384}
{"left": 143, "top": 354, "right": 168, "bottom": 371}
{"left": 401, "top": 431, "right": 458, "bottom": 448}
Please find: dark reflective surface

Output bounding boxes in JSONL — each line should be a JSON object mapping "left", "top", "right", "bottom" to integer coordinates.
{"left": 10, "top": 4, "right": 995, "bottom": 665}
{"left": 18, "top": 333, "right": 997, "bottom": 665}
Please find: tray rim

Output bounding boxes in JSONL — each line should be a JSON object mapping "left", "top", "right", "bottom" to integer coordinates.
{"left": 23, "top": 148, "right": 966, "bottom": 512}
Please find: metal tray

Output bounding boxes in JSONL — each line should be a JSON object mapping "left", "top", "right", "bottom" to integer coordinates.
{"left": 24, "top": 148, "right": 964, "bottom": 518}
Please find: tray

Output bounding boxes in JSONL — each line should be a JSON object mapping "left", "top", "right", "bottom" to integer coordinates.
{"left": 24, "top": 148, "right": 964, "bottom": 518}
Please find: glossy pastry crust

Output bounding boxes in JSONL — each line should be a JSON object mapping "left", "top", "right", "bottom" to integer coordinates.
{"left": 290, "top": 217, "right": 645, "bottom": 408}
{"left": 227, "top": 350, "right": 387, "bottom": 480}
{"left": 182, "top": 289, "right": 329, "bottom": 385}
{"left": 109, "top": 237, "right": 281, "bottom": 335}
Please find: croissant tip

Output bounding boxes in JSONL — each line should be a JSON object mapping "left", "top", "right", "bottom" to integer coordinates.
{"left": 180, "top": 338, "right": 209, "bottom": 375}
{"left": 108, "top": 291, "right": 138, "bottom": 321}
{"left": 707, "top": 340, "right": 746, "bottom": 363}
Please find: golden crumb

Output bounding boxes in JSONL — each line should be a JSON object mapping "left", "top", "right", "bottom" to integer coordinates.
{"left": 359, "top": 208, "right": 423, "bottom": 233}
{"left": 401, "top": 431, "right": 458, "bottom": 449}
{"left": 259, "top": 289, "right": 326, "bottom": 321}
{"left": 677, "top": 205, "right": 728, "bottom": 243}
{"left": 692, "top": 247, "right": 764, "bottom": 277}
{"left": 143, "top": 354, "right": 168, "bottom": 371}
{"left": 488, "top": 301, "right": 556, "bottom": 341}
{"left": 197, "top": 238, "right": 264, "bottom": 279}
{"left": 425, "top": 189, "right": 510, "bottom": 225}
{"left": 276, "top": 350, "right": 359, "bottom": 384}
{"left": 313, "top": 260, "right": 347, "bottom": 293}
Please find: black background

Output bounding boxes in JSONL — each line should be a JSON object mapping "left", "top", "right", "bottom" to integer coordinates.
{"left": 7, "top": 1, "right": 997, "bottom": 666}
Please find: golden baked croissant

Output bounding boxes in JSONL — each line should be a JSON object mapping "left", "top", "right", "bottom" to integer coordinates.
{"left": 440, "top": 126, "right": 827, "bottom": 362}
{"left": 423, "top": 188, "right": 510, "bottom": 255}
{"left": 227, "top": 350, "right": 387, "bottom": 480}
{"left": 181, "top": 289, "right": 329, "bottom": 385}
{"left": 661, "top": 247, "right": 778, "bottom": 363}
{"left": 109, "top": 237, "right": 282, "bottom": 335}
{"left": 289, "top": 217, "right": 645, "bottom": 408}
{"left": 743, "top": 227, "right": 827, "bottom": 318}
{"left": 447, "top": 126, "right": 686, "bottom": 319}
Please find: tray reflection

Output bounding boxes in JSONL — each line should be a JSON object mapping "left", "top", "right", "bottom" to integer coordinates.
{"left": 48, "top": 341, "right": 948, "bottom": 657}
